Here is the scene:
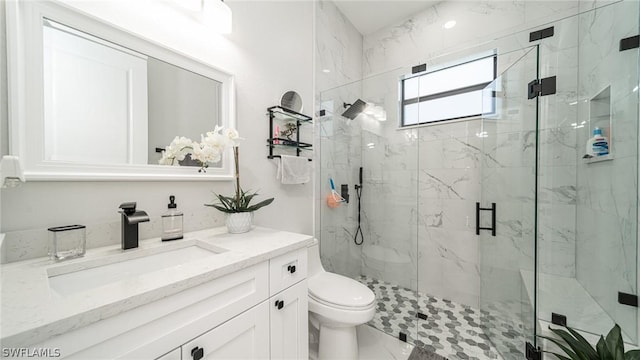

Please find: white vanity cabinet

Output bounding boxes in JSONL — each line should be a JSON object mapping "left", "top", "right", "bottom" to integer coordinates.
{"left": 29, "top": 247, "right": 309, "bottom": 360}
{"left": 174, "top": 248, "right": 309, "bottom": 360}
{"left": 269, "top": 248, "right": 309, "bottom": 360}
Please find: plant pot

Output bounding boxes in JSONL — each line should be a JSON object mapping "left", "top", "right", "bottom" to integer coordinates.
{"left": 226, "top": 212, "right": 253, "bottom": 234}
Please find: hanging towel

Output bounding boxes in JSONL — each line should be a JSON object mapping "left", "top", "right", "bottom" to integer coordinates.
{"left": 276, "top": 155, "right": 310, "bottom": 184}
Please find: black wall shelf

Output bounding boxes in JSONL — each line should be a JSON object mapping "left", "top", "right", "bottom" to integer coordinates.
{"left": 267, "top": 106, "right": 312, "bottom": 161}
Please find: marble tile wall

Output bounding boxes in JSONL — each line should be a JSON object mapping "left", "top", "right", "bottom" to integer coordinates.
{"left": 314, "top": 0, "right": 364, "bottom": 278}
{"left": 574, "top": 0, "right": 639, "bottom": 342}
{"left": 358, "top": 68, "right": 418, "bottom": 291}
{"left": 317, "top": 97, "right": 364, "bottom": 278}
{"left": 417, "top": 123, "right": 482, "bottom": 308}
{"left": 362, "top": 1, "right": 587, "bottom": 78}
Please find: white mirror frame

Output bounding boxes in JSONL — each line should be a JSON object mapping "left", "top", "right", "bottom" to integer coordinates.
{"left": 6, "top": 1, "right": 236, "bottom": 181}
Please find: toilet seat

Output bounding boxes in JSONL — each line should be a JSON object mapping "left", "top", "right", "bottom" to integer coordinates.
{"left": 308, "top": 272, "right": 375, "bottom": 310}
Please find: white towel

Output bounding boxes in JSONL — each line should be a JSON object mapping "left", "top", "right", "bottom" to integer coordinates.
{"left": 276, "top": 155, "right": 310, "bottom": 184}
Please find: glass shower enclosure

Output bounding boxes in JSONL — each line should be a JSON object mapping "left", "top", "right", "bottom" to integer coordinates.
{"left": 317, "top": 2, "right": 639, "bottom": 359}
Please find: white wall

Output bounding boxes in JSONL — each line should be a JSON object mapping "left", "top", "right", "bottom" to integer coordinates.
{"left": 0, "top": 0, "right": 314, "bottom": 262}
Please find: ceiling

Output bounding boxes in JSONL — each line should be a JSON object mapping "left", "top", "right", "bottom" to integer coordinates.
{"left": 333, "top": 1, "right": 441, "bottom": 35}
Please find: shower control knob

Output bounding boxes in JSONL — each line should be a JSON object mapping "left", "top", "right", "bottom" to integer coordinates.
{"left": 287, "top": 265, "right": 296, "bottom": 274}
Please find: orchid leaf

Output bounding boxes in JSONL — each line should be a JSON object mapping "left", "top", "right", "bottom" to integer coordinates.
{"left": 604, "top": 325, "right": 624, "bottom": 360}
{"left": 538, "top": 324, "right": 634, "bottom": 360}
{"left": 205, "top": 204, "right": 234, "bottom": 213}
{"left": 625, "top": 350, "right": 640, "bottom": 360}
{"left": 597, "top": 336, "right": 613, "bottom": 360}
{"left": 245, "top": 197, "right": 274, "bottom": 212}
{"left": 565, "top": 326, "right": 600, "bottom": 359}
{"left": 539, "top": 334, "right": 579, "bottom": 359}
{"left": 207, "top": 187, "right": 274, "bottom": 213}
{"left": 549, "top": 326, "right": 599, "bottom": 360}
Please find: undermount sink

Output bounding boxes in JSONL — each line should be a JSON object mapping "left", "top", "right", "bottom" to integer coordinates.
{"left": 47, "top": 241, "right": 226, "bottom": 297}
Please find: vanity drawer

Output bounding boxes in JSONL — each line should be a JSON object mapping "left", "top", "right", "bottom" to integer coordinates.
{"left": 269, "top": 248, "right": 307, "bottom": 295}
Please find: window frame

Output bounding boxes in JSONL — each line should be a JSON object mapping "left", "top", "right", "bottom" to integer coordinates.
{"left": 400, "top": 54, "right": 497, "bottom": 127}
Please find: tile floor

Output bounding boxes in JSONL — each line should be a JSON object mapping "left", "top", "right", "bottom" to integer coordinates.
{"left": 357, "top": 324, "right": 414, "bottom": 360}
{"left": 309, "top": 322, "right": 413, "bottom": 360}
{"left": 358, "top": 276, "right": 526, "bottom": 360}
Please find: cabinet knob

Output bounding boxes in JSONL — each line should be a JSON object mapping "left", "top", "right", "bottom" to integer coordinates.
{"left": 287, "top": 265, "right": 296, "bottom": 274}
{"left": 275, "top": 300, "right": 284, "bottom": 310}
{"left": 191, "top": 346, "right": 204, "bottom": 360}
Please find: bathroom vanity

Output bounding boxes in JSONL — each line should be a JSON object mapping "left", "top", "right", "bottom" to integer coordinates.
{"left": 0, "top": 227, "right": 313, "bottom": 359}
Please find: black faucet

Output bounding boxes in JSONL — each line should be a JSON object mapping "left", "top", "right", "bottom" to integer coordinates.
{"left": 119, "top": 202, "right": 150, "bottom": 250}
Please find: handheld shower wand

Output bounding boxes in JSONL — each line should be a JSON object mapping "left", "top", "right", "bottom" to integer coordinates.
{"left": 354, "top": 167, "right": 364, "bottom": 245}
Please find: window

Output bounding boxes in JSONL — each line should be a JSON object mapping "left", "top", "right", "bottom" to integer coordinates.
{"left": 400, "top": 55, "right": 496, "bottom": 126}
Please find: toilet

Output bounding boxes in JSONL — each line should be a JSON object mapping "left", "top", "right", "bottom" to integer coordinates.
{"left": 307, "top": 242, "right": 376, "bottom": 360}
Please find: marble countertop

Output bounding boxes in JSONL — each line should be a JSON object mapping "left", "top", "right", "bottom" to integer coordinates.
{"left": 0, "top": 226, "right": 314, "bottom": 347}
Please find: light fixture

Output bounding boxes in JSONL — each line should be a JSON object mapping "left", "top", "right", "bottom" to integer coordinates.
{"left": 202, "top": 0, "right": 232, "bottom": 34}
{"left": 0, "top": 156, "right": 25, "bottom": 188}
{"left": 443, "top": 20, "right": 457, "bottom": 29}
{"left": 322, "top": 69, "right": 331, "bottom": 73}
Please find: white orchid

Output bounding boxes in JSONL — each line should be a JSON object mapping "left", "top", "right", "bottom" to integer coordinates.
{"left": 158, "top": 127, "right": 241, "bottom": 172}
{"left": 158, "top": 136, "right": 194, "bottom": 166}
{"left": 200, "top": 127, "right": 228, "bottom": 151}
{"left": 224, "top": 127, "right": 243, "bottom": 146}
{"left": 191, "top": 141, "right": 222, "bottom": 164}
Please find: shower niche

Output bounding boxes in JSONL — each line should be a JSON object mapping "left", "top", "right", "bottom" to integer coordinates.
{"left": 585, "top": 85, "right": 613, "bottom": 163}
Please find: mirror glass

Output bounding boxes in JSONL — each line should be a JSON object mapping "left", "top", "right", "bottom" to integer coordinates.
{"left": 42, "top": 19, "right": 222, "bottom": 169}
{"left": 280, "top": 91, "right": 303, "bottom": 113}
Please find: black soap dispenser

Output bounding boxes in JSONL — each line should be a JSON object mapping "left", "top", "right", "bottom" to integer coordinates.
{"left": 162, "top": 195, "right": 184, "bottom": 241}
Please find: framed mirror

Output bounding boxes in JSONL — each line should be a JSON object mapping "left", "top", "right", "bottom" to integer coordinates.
{"left": 6, "top": 1, "right": 236, "bottom": 181}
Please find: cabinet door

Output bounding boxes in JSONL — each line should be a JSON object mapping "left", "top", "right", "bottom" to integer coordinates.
{"left": 270, "top": 280, "right": 308, "bottom": 360}
{"left": 181, "top": 301, "right": 269, "bottom": 360}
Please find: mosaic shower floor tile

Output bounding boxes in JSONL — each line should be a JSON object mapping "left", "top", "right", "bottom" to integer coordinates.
{"left": 358, "top": 276, "right": 525, "bottom": 360}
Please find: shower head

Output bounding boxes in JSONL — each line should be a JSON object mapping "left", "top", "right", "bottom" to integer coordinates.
{"left": 341, "top": 99, "right": 367, "bottom": 120}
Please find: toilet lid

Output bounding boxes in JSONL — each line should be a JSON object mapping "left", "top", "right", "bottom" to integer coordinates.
{"left": 308, "top": 272, "right": 375, "bottom": 309}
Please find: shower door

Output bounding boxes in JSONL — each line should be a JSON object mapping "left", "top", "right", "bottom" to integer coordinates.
{"left": 478, "top": 46, "right": 539, "bottom": 360}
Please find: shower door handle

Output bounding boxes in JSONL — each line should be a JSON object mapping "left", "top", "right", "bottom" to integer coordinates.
{"left": 476, "top": 202, "right": 496, "bottom": 236}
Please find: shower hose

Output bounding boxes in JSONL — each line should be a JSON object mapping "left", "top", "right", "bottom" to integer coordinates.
{"left": 354, "top": 183, "right": 363, "bottom": 245}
